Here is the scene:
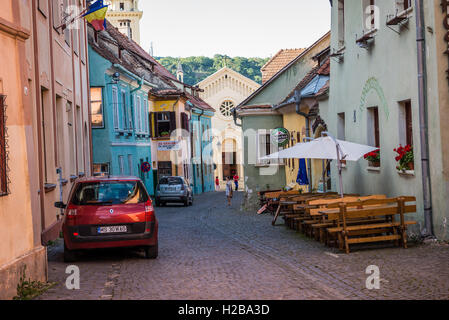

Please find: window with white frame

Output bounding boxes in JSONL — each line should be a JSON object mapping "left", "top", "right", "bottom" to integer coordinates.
{"left": 256, "top": 129, "right": 282, "bottom": 166}
{"left": 112, "top": 86, "right": 119, "bottom": 130}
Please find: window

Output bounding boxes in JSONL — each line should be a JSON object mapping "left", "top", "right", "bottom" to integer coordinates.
{"left": 67, "top": 101, "right": 76, "bottom": 174}
{"left": 143, "top": 99, "right": 149, "bottom": 134}
{"left": 338, "top": 0, "right": 345, "bottom": 47}
{"left": 91, "top": 88, "right": 103, "bottom": 128}
{"left": 136, "top": 96, "right": 142, "bottom": 133}
{"left": 120, "top": 2, "right": 125, "bottom": 11}
{"left": 367, "top": 107, "right": 380, "bottom": 148}
{"left": 118, "top": 155, "right": 125, "bottom": 175}
{"left": 220, "top": 100, "right": 234, "bottom": 118}
{"left": 337, "top": 112, "right": 346, "bottom": 140}
{"left": 41, "top": 88, "right": 54, "bottom": 182}
{"left": 80, "top": 18, "right": 86, "bottom": 62}
{"left": 55, "top": 96, "right": 64, "bottom": 167}
{"left": 93, "top": 163, "right": 110, "bottom": 176}
{"left": 152, "top": 112, "right": 176, "bottom": 138}
{"left": 399, "top": 100, "right": 413, "bottom": 146}
{"left": 52, "top": 0, "right": 61, "bottom": 31}
{"left": 181, "top": 112, "right": 189, "bottom": 131}
{"left": 71, "top": 181, "right": 149, "bottom": 205}
{"left": 128, "top": 154, "right": 133, "bottom": 176}
{"left": 112, "top": 87, "right": 119, "bottom": 130}
{"left": 76, "top": 105, "right": 84, "bottom": 173}
{"left": 0, "top": 95, "right": 8, "bottom": 195}
{"left": 257, "top": 130, "right": 281, "bottom": 165}
{"left": 158, "top": 161, "right": 172, "bottom": 179}
{"left": 121, "top": 91, "right": 130, "bottom": 130}
{"left": 63, "top": 0, "right": 71, "bottom": 46}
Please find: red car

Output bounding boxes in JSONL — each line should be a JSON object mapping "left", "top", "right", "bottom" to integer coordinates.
{"left": 55, "top": 176, "right": 158, "bottom": 262}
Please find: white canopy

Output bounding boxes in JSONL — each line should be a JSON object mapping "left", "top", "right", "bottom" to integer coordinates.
{"left": 262, "top": 136, "right": 378, "bottom": 162}
{"left": 262, "top": 135, "right": 379, "bottom": 197}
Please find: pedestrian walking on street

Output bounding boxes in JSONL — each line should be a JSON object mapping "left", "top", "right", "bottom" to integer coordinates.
{"left": 233, "top": 174, "right": 239, "bottom": 191}
{"left": 225, "top": 176, "right": 233, "bottom": 206}
{"left": 215, "top": 176, "right": 220, "bottom": 191}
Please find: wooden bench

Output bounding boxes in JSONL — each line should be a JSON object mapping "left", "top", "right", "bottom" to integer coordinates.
{"left": 284, "top": 195, "right": 341, "bottom": 230}
{"left": 277, "top": 193, "right": 340, "bottom": 227}
{"left": 321, "top": 197, "right": 417, "bottom": 253}
{"left": 306, "top": 195, "right": 387, "bottom": 241}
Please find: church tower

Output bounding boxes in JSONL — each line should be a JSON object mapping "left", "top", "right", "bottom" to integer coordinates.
{"left": 176, "top": 62, "right": 184, "bottom": 83}
{"left": 105, "top": 0, "right": 143, "bottom": 45}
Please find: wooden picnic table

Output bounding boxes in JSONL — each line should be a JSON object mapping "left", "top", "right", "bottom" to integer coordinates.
{"left": 316, "top": 198, "right": 417, "bottom": 253}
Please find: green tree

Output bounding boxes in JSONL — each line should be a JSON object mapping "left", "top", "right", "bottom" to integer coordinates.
{"left": 155, "top": 55, "right": 269, "bottom": 86}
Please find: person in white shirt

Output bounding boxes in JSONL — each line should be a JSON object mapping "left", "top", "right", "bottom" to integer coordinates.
{"left": 225, "top": 176, "right": 233, "bottom": 206}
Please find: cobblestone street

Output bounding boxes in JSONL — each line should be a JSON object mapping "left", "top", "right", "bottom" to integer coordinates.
{"left": 37, "top": 192, "right": 449, "bottom": 300}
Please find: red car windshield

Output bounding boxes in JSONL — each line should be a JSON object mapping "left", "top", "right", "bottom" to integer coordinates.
{"left": 71, "top": 181, "right": 149, "bottom": 206}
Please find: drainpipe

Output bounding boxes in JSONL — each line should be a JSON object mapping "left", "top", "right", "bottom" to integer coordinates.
{"left": 233, "top": 108, "right": 242, "bottom": 127}
{"left": 294, "top": 90, "right": 313, "bottom": 193}
{"left": 414, "top": 0, "right": 434, "bottom": 237}
{"left": 198, "top": 108, "right": 205, "bottom": 193}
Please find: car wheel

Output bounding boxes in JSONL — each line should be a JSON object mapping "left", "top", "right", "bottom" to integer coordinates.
{"left": 63, "top": 242, "right": 78, "bottom": 263}
{"left": 184, "top": 199, "right": 188, "bottom": 207}
{"left": 143, "top": 243, "right": 158, "bottom": 259}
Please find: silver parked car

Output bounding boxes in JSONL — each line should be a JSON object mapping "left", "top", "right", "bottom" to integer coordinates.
{"left": 155, "top": 176, "right": 193, "bottom": 207}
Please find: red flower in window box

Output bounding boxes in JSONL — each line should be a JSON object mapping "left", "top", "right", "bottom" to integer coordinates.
{"left": 394, "top": 144, "right": 414, "bottom": 172}
{"left": 364, "top": 149, "right": 380, "bottom": 167}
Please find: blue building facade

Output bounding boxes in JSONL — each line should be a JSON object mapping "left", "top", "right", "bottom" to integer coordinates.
{"left": 190, "top": 104, "right": 215, "bottom": 195}
{"left": 88, "top": 45, "right": 155, "bottom": 195}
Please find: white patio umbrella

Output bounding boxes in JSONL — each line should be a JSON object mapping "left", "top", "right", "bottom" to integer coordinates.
{"left": 262, "top": 133, "right": 378, "bottom": 197}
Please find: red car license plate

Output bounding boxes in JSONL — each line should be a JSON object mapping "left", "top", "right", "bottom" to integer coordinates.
{"left": 97, "top": 226, "right": 127, "bottom": 234}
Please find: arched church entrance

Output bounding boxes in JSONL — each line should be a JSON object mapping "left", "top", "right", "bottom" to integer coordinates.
{"left": 222, "top": 138, "right": 237, "bottom": 180}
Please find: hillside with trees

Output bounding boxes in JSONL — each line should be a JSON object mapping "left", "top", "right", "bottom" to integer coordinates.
{"left": 155, "top": 55, "right": 269, "bottom": 86}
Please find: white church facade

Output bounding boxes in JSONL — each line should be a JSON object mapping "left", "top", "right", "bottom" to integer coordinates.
{"left": 197, "top": 67, "right": 260, "bottom": 189}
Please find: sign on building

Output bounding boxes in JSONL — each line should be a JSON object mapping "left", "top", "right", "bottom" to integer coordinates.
{"left": 158, "top": 141, "right": 181, "bottom": 151}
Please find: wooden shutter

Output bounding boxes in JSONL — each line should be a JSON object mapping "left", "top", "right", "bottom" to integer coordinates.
{"left": 149, "top": 112, "right": 154, "bottom": 137}
{"left": 373, "top": 107, "right": 380, "bottom": 148}
{"left": 0, "top": 95, "right": 6, "bottom": 194}
{"left": 405, "top": 101, "right": 413, "bottom": 146}
{"left": 169, "top": 112, "right": 176, "bottom": 133}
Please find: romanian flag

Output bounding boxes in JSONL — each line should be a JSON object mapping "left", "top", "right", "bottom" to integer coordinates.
{"left": 83, "top": 0, "right": 108, "bottom": 31}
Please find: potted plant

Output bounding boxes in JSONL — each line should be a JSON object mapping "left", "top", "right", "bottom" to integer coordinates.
{"left": 394, "top": 144, "right": 414, "bottom": 172}
{"left": 160, "top": 131, "right": 170, "bottom": 137}
{"left": 364, "top": 149, "right": 380, "bottom": 167}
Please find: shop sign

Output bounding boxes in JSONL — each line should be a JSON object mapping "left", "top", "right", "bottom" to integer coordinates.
{"left": 271, "top": 128, "right": 290, "bottom": 147}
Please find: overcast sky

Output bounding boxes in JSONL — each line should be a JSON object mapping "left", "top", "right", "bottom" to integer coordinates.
{"left": 139, "top": 0, "right": 331, "bottom": 58}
